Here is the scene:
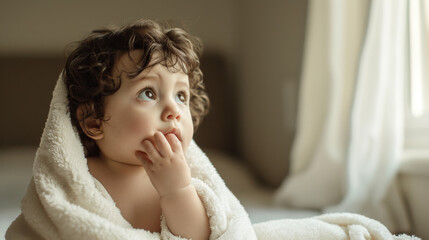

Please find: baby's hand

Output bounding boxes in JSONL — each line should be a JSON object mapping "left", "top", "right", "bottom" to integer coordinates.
{"left": 136, "top": 131, "right": 191, "bottom": 197}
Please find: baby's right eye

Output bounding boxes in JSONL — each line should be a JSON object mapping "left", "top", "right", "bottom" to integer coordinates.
{"left": 138, "top": 88, "right": 156, "bottom": 101}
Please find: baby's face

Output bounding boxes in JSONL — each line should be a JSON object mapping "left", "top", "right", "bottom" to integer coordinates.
{"left": 96, "top": 51, "right": 194, "bottom": 166}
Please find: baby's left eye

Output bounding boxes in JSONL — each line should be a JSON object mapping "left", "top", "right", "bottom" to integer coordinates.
{"left": 138, "top": 88, "right": 156, "bottom": 101}
{"left": 175, "top": 91, "right": 188, "bottom": 104}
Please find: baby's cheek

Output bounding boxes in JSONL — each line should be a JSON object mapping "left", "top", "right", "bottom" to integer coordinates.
{"left": 182, "top": 114, "right": 194, "bottom": 151}
{"left": 127, "top": 115, "right": 152, "bottom": 137}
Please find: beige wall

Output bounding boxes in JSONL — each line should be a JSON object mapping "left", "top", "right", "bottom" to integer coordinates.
{"left": 0, "top": 0, "right": 238, "bottom": 57}
{"left": 235, "top": 0, "right": 308, "bottom": 186}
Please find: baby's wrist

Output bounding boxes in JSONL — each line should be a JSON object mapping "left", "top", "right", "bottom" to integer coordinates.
{"left": 159, "top": 184, "right": 195, "bottom": 200}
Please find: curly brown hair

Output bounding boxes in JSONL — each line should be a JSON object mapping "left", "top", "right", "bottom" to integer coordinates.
{"left": 64, "top": 19, "right": 210, "bottom": 157}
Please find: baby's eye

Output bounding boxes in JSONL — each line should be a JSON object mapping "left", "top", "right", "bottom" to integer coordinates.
{"left": 175, "top": 91, "right": 188, "bottom": 104}
{"left": 138, "top": 88, "right": 156, "bottom": 101}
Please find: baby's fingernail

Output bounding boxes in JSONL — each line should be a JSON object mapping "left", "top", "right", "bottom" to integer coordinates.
{"left": 169, "top": 133, "right": 178, "bottom": 141}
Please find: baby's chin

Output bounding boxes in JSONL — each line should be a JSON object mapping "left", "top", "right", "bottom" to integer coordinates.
{"left": 182, "top": 137, "right": 193, "bottom": 152}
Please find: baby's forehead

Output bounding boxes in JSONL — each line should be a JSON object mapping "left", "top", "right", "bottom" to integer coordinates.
{"left": 113, "top": 50, "right": 187, "bottom": 81}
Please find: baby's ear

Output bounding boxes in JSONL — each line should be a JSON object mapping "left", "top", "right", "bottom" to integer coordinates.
{"left": 76, "top": 106, "right": 104, "bottom": 140}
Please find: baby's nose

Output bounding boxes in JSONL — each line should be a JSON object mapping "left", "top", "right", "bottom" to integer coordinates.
{"left": 161, "top": 104, "right": 181, "bottom": 121}
{"left": 166, "top": 113, "right": 180, "bottom": 121}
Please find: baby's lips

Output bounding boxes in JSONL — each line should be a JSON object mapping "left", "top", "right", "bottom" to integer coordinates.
{"left": 163, "top": 128, "right": 182, "bottom": 142}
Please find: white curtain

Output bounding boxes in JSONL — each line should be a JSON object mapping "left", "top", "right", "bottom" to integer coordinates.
{"left": 274, "top": 0, "right": 422, "bottom": 233}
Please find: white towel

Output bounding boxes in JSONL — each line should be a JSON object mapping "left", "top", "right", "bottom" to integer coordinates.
{"left": 6, "top": 76, "right": 419, "bottom": 240}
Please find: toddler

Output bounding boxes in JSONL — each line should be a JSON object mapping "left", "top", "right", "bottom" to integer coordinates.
{"left": 8, "top": 18, "right": 415, "bottom": 240}
{"left": 65, "top": 19, "right": 210, "bottom": 239}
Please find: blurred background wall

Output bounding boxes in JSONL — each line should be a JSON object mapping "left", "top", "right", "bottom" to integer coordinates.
{"left": 0, "top": 0, "right": 308, "bottom": 187}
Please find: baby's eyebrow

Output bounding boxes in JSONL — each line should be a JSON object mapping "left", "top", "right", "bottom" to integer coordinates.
{"left": 129, "top": 74, "right": 158, "bottom": 84}
{"left": 128, "top": 71, "right": 190, "bottom": 88}
{"left": 176, "top": 79, "right": 190, "bottom": 89}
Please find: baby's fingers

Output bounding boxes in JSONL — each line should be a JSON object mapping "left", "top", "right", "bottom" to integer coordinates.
{"left": 154, "top": 132, "right": 172, "bottom": 157}
{"left": 165, "top": 133, "right": 182, "bottom": 153}
{"left": 142, "top": 139, "right": 161, "bottom": 160}
{"left": 135, "top": 151, "right": 152, "bottom": 166}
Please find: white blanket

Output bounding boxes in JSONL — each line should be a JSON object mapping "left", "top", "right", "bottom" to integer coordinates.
{"left": 6, "top": 76, "right": 419, "bottom": 240}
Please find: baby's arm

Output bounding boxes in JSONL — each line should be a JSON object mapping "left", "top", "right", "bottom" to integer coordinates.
{"left": 138, "top": 132, "right": 210, "bottom": 240}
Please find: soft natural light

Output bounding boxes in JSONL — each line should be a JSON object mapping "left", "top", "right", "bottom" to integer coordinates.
{"left": 409, "top": 0, "right": 427, "bottom": 117}
{"left": 405, "top": 0, "right": 429, "bottom": 151}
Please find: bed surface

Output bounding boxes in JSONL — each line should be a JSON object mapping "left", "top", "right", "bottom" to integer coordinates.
{"left": 0, "top": 147, "right": 35, "bottom": 238}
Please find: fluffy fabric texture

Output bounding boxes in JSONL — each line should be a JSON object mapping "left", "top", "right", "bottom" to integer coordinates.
{"left": 6, "top": 76, "right": 420, "bottom": 240}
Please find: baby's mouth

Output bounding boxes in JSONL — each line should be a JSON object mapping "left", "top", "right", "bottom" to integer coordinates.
{"left": 141, "top": 129, "right": 183, "bottom": 146}
{"left": 163, "top": 128, "right": 182, "bottom": 142}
